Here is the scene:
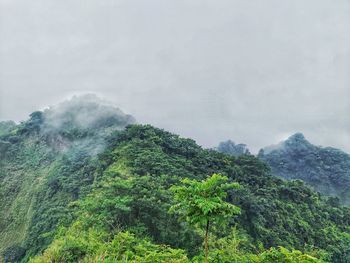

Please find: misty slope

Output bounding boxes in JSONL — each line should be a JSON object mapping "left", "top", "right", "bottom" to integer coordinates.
{"left": 0, "top": 95, "right": 135, "bottom": 261}
{"left": 215, "top": 140, "right": 250, "bottom": 156}
{"left": 258, "top": 133, "right": 350, "bottom": 205}
{"left": 1, "top": 98, "right": 350, "bottom": 262}
{"left": 28, "top": 125, "right": 350, "bottom": 262}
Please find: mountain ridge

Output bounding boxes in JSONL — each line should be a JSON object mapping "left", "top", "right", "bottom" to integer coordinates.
{"left": 1, "top": 97, "right": 350, "bottom": 262}
{"left": 217, "top": 133, "right": 350, "bottom": 205}
{"left": 258, "top": 133, "right": 350, "bottom": 205}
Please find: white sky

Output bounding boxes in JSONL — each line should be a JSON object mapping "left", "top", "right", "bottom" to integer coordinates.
{"left": 0, "top": 0, "right": 349, "bottom": 153}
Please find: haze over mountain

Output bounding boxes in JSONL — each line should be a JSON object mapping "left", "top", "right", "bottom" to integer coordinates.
{"left": 215, "top": 140, "right": 250, "bottom": 157}
{"left": 216, "top": 133, "right": 350, "bottom": 205}
{"left": 1, "top": 0, "right": 349, "bottom": 261}
{"left": 1, "top": 96, "right": 350, "bottom": 262}
{"left": 259, "top": 133, "right": 350, "bottom": 205}
{"left": 0, "top": 96, "right": 136, "bottom": 261}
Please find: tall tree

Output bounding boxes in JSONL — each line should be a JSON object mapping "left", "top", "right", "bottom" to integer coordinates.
{"left": 170, "top": 173, "right": 240, "bottom": 263}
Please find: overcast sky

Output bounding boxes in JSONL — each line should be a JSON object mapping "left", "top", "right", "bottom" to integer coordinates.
{"left": 0, "top": 0, "right": 349, "bottom": 153}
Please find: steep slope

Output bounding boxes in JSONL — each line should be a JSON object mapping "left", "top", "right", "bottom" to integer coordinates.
{"left": 4, "top": 124, "right": 349, "bottom": 262}
{"left": 259, "top": 133, "right": 350, "bottom": 205}
{"left": 1, "top": 103, "right": 350, "bottom": 262}
{"left": 0, "top": 95, "right": 135, "bottom": 261}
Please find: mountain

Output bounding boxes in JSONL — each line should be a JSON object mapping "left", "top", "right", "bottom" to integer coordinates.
{"left": 259, "top": 133, "right": 350, "bottom": 205}
{"left": 1, "top": 99, "right": 350, "bottom": 262}
{"left": 215, "top": 140, "right": 250, "bottom": 156}
{"left": 0, "top": 95, "right": 135, "bottom": 262}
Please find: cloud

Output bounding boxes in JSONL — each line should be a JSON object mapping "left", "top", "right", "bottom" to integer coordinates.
{"left": 0, "top": 0, "right": 349, "bottom": 153}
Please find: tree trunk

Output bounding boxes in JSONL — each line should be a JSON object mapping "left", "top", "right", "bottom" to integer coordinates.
{"left": 205, "top": 219, "right": 210, "bottom": 263}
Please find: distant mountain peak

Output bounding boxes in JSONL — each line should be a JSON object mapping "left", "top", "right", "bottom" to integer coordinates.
{"left": 281, "top": 133, "right": 315, "bottom": 153}
{"left": 215, "top": 139, "right": 250, "bottom": 156}
{"left": 285, "top": 133, "right": 307, "bottom": 144}
{"left": 259, "top": 132, "right": 350, "bottom": 205}
{"left": 18, "top": 94, "right": 136, "bottom": 144}
{"left": 261, "top": 133, "right": 310, "bottom": 155}
{"left": 287, "top": 132, "right": 305, "bottom": 140}
{"left": 44, "top": 94, "right": 135, "bottom": 129}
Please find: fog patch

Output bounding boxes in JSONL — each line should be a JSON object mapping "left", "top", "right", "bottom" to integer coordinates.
{"left": 261, "top": 133, "right": 310, "bottom": 155}
{"left": 28, "top": 94, "right": 136, "bottom": 154}
{"left": 42, "top": 94, "right": 135, "bottom": 132}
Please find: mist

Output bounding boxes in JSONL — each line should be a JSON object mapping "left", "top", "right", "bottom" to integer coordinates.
{"left": 0, "top": 0, "right": 349, "bottom": 153}
{"left": 32, "top": 94, "right": 135, "bottom": 154}
{"left": 42, "top": 94, "right": 135, "bottom": 131}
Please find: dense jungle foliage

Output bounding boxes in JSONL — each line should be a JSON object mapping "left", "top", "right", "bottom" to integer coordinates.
{"left": 1, "top": 98, "right": 350, "bottom": 262}
{"left": 259, "top": 133, "right": 350, "bottom": 205}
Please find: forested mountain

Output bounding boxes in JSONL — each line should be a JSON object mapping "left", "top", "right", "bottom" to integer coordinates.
{"left": 0, "top": 95, "right": 135, "bottom": 262}
{"left": 215, "top": 140, "right": 250, "bottom": 156}
{"left": 259, "top": 133, "right": 350, "bottom": 205}
{"left": 1, "top": 98, "right": 350, "bottom": 262}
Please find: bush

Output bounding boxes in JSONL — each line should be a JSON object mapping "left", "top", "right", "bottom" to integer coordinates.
{"left": 3, "top": 245, "right": 26, "bottom": 263}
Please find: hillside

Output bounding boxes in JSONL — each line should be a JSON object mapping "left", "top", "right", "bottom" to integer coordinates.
{"left": 259, "top": 133, "right": 350, "bottom": 205}
{"left": 1, "top": 99, "right": 350, "bottom": 262}
{"left": 0, "top": 95, "right": 135, "bottom": 262}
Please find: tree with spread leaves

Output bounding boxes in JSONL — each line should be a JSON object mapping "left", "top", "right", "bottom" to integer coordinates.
{"left": 170, "top": 173, "right": 240, "bottom": 263}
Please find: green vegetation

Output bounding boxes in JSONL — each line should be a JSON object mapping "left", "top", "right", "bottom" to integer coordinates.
{"left": 1, "top": 100, "right": 350, "bottom": 262}
{"left": 170, "top": 174, "right": 240, "bottom": 262}
{"left": 0, "top": 121, "right": 16, "bottom": 137}
{"left": 259, "top": 133, "right": 350, "bottom": 205}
